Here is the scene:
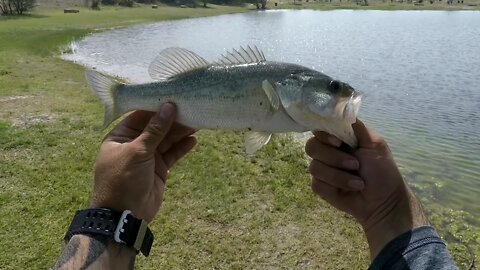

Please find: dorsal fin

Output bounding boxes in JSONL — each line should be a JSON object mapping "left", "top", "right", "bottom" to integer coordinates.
{"left": 148, "top": 47, "right": 210, "bottom": 81}
{"left": 215, "top": 46, "right": 266, "bottom": 66}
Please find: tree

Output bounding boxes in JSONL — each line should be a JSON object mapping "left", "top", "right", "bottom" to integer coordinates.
{"left": 253, "top": 0, "right": 266, "bottom": 8}
{"left": 0, "top": 0, "right": 13, "bottom": 15}
{"left": 0, "top": 0, "right": 36, "bottom": 15}
{"left": 91, "top": 0, "right": 101, "bottom": 9}
{"left": 12, "top": 0, "right": 35, "bottom": 14}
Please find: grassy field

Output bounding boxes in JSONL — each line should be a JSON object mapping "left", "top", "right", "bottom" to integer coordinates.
{"left": 0, "top": 5, "right": 478, "bottom": 270}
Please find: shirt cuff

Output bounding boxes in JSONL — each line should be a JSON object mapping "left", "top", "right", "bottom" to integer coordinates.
{"left": 369, "top": 226, "right": 447, "bottom": 270}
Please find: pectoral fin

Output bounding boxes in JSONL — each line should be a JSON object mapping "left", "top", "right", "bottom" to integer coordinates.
{"left": 262, "top": 80, "right": 280, "bottom": 111}
{"left": 245, "top": 131, "right": 272, "bottom": 155}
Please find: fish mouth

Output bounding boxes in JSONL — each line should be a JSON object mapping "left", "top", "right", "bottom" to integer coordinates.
{"left": 339, "top": 93, "right": 362, "bottom": 121}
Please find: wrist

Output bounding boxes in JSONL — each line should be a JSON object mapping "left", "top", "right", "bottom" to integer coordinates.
{"left": 65, "top": 208, "right": 154, "bottom": 257}
{"left": 72, "top": 233, "right": 137, "bottom": 256}
{"left": 55, "top": 234, "right": 136, "bottom": 270}
{"left": 363, "top": 186, "right": 428, "bottom": 260}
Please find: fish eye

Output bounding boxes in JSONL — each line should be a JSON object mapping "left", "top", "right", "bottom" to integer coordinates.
{"left": 329, "top": 80, "right": 341, "bottom": 93}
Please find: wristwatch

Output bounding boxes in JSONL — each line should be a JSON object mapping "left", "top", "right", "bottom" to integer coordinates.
{"left": 64, "top": 208, "right": 154, "bottom": 256}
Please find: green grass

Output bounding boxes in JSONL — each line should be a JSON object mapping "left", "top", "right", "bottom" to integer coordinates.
{"left": 269, "top": 0, "right": 480, "bottom": 10}
{"left": 0, "top": 5, "right": 478, "bottom": 270}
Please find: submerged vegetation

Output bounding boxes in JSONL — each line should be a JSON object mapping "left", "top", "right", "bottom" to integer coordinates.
{"left": 0, "top": 5, "right": 478, "bottom": 269}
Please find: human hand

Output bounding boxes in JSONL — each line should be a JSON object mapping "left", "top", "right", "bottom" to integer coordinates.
{"left": 305, "top": 120, "right": 428, "bottom": 259}
{"left": 91, "top": 103, "right": 197, "bottom": 222}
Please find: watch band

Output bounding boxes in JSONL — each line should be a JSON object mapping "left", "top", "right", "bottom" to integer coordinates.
{"left": 65, "top": 208, "right": 153, "bottom": 256}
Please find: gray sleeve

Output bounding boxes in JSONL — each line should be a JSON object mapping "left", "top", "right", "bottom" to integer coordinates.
{"left": 369, "top": 226, "right": 458, "bottom": 270}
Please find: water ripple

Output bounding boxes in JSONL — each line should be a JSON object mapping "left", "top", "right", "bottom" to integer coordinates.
{"left": 63, "top": 10, "right": 480, "bottom": 216}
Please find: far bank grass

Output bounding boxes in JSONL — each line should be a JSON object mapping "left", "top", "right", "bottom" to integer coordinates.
{"left": 0, "top": 5, "right": 478, "bottom": 270}
{"left": 269, "top": 0, "right": 480, "bottom": 10}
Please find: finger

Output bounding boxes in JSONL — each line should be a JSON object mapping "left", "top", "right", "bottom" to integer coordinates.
{"left": 106, "top": 111, "right": 155, "bottom": 142}
{"left": 309, "top": 160, "right": 364, "bottom": 191}
{"left": 162, "top": 136, "right": 197, "bottom": 169}
{"left": 157, "top": 122, "right": 196, "bottom": 154}
{"left": 312, "top": 131, "right": 342, "bottom": 147}
{"left": 352, "top": 119, "right": 382, "bottom": 149}
{"left": 312, "top": 177, "right": 364, "bottom": 216}
{"left": 135, "top": 103, "right": 176, "bottom": 153}
{"left": 305, "top": 138, "right": 359, "bottom": 170}
{"left": 311, "top": 177, "right": 340, "bottom": 203}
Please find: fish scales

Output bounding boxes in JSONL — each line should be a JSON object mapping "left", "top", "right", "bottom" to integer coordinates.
{"left": 116, "top": 62, "right": 307, "bottom": 132}
{"left": 85, "top": 46, "right": 362, "bottom": 154}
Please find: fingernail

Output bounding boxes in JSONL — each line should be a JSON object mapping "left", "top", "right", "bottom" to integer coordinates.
{"left": 343, "top": 160, "right": 359, "bottom": 170}
{"left": 348, "top": 179, "right": 365, "bottom": 190}
{"left": 328, "top": 136, "right": 341, "bottom": 147}
{"left": 159, "top": 103, "right": 174, "bottom": 120}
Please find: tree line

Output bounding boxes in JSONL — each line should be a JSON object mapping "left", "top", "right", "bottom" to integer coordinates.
{"left": 1, "top": 0, "right": 265, "bottom": 15}
{"left": 94, "top": 0, "right": 265, "bottom": 8}
{"left": 0, "top": 0, "right": 35, "bottom": 15}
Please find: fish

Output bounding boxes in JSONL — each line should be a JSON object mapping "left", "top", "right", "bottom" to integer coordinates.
{"left": 85, "top": 46, "right": 362, "bottom": 154}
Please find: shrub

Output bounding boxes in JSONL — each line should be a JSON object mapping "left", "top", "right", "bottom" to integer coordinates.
{"left": 118, "top": 0, "right": 134, "bottom": 6}
{"left": 89, "top": 0, "right": 101, "bottom": 9}
{"left": 101, "top": 0, "right": 118, "bottom": 4}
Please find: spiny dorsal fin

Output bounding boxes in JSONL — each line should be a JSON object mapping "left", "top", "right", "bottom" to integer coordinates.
{"left": 245, "top": 131, "right": 272, "bottom": 155}
{"left": 215, "top": 45, "right": 266, "bottom": 66}
{"left": 262, "top": 80, "right": 280, "bottom": 112}
{"left": 148, "top": 47, "right": 210, "bottom": 81}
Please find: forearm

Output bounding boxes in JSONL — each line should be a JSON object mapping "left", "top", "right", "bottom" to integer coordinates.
{"left": 53, "top": 234, "right": 136, "bottom": 270}
{"left": 364, "top": 187, "right": 429, "bottom": 259}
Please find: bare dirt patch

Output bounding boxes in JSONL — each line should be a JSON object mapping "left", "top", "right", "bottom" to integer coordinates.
{"left": 0, "top": 95, "right": 36, "bottom": 102}
{"left": 0, "top": 94, "right": 58, "bottom": 127}
{"left": 11, "top": 113, "right": 57, "bottom": 127}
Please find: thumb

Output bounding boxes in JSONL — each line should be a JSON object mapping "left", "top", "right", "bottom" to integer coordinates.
{"left": 135, "top": 103, "right": 176, "bottom": 152}
{"left": 352, "top": 119, "right": 381, "bottom": 148}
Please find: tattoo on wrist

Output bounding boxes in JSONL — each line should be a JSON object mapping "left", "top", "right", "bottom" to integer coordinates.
{"left": 54, "top": 234, "right": 136, "bottom": 270}
{"left": 82, "top": 235, "right": 109, "bottom": 270}
{"left": 54, "top": 236, "right": 81, "bottom": 269}
{"left": 53, "top": 235, "right": 110, "bottom": 270}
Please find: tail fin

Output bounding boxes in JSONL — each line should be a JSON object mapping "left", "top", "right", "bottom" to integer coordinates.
{"left": 85, "top": 70, "right": 123, "bottom": 128}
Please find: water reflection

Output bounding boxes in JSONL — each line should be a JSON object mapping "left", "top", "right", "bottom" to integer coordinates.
{"left": 64, "top": 10, "right": 480, "bottom": 216}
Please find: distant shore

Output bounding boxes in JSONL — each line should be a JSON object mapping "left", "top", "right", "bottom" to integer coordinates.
{"left": 20, "top": 0, "right": 480, "bottom": 13}
{"left": 269, "top": 0, "right": 480, "bottom": 10}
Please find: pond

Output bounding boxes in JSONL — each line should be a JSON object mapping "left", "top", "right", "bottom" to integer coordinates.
{"left": 64, "top": 10, "right": 480, "bottom": 218}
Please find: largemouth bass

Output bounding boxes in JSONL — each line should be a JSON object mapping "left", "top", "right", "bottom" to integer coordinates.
{"left": 86, "top": 46, "right": 362, "bottom": 154}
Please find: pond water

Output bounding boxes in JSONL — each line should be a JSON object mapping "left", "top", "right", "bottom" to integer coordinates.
{"left": 64, "top": 10, "right": 480, "bottom": 218}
